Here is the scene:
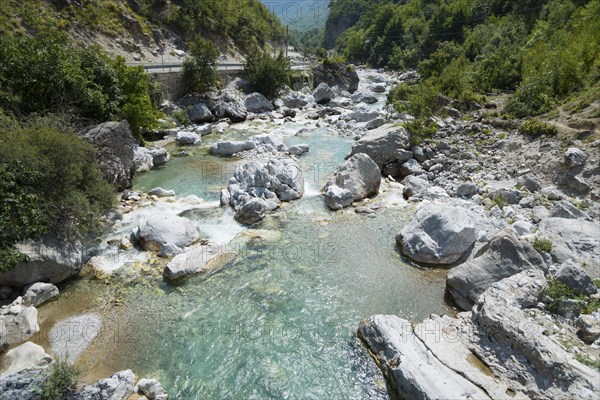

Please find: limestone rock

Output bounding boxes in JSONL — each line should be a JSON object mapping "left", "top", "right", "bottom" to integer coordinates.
{"left": 136, "top": 215, "right": 199, "bottom": 251}
{"left": 21, "top": 282, "right": 59, "bottom": 307}
{"left": 396, "top": 204, "right": 476, "bottom": 265}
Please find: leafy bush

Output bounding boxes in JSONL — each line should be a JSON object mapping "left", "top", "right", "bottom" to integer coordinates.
{"left": 0, "top": 29, "right": 161, "bottom": 140}
{"left": 182, "top": 36, "right": 220, "bottom": 94}
{"left": 0, "top": 114, "right": 115, "bottom": 270}
{"left": 533, "top": 237, "right": 553, "bottom": 253}
{"left": 172, "top": 108, "right": 191, "bottom": 127}
{"left": 519, "top": 119, "right": 558, "bottom": 137}
{"left": 40, "top": 359, "right": 79, "bottom": 400}
{"left": 244, "top": 50, "right": 291, "bottom": 99}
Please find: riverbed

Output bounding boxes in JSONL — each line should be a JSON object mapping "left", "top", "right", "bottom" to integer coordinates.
{"left": 33, "top": 70, "right": 452, "bottom": 399}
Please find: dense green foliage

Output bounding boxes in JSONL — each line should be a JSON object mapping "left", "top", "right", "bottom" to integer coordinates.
{"left": 182, "top": 36, "right": 221, "bottom": 94}
{"left": 0, "top": 29, "right": 161, "bottom": 139}
{"left": 0, "top": 114, "right": 115, "bottom": 271}
{"left": 329, "top": 0, "right": 600, "bottom": 118}
{"left": 244, "top": 50, "right": 291, "bottom": 99}
{"left": 0, "top": 161, "right": 47, "bottom": 271}
{"left": 40, "top": 359, "right": 80, "bottom": 400}
{"left": 1, "top": 0, "right": 284, "bottom": 52}
{"left": 290, "top": 28, "right": 326, "bottom": 55}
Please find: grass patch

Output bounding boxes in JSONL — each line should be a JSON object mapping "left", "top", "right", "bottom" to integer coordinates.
{"left": 575, "top": 353, "right": 600, "bottom": 371}
{"left": 533, "top": 237, "right": 553, "bottom": 253}
{"left": 543, "top": 278, "right": 600, "bottom": 315}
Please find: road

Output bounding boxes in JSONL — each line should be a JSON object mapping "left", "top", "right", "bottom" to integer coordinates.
{"left": 126, "top": 61, "right": 312, "bottom": 74}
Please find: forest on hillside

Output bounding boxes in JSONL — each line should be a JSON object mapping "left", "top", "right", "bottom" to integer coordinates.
{"left": 325, "top": 0, "right": 600, "bottom": 118}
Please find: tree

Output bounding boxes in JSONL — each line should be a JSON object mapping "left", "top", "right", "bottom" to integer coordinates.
{"left": 181, "top": 36, "right": 220, "bottom": 94}
{"left": 244, "top": 50, "right": 291, "bottom": 99}
{"left": 0, "top": 162, "right": 47, "bottom": 272}
{"left": 0, "top": 114, "right": 115, "bottom": 271}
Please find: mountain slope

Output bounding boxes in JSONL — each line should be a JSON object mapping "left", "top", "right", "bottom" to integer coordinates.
{"left": 0, "top": 0, "right": 285, "bottom": 61}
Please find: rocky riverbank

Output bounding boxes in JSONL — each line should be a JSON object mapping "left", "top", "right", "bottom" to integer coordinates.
{"left": 1, "top": 66, "right": 598, "bottom": 399}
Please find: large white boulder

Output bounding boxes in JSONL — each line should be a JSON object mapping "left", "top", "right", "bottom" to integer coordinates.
{"left": 0, "top": 342, "right": 52, "bottom": 378}
{"left": 244, "top": 92, "right": 274, "bottom": 113}
{"left": 323, "top": 153, "right": 381, "bottom": 210}
{"left": 209, "top": 140, "right": 256, "bottom": 156}
{"left": 396, "top": 204, "right": 476, "bottom": 264}
{"left": 446, "top": 229, "right": 547, "bottom": 310}
{"left": 22, "top": 282, "right": 59, "bottom": 307}
{"left": 136, "top": 215, "right": 199, "bottom": 251}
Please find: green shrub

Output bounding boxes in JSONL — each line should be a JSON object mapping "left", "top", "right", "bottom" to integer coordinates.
{"left": 181, "top": 36, "right": 220, "bottom": 94}
{"left": 543, "top": 278, "right": 600, "bottom": 316}
{"left": 0, "top": 115, "right": 115, "bottom": 270}
{"left": 0, "top": 29, "right": 161, "bottom": 140}
{"left": 172, "top": 108, "right": 191, "bottom": 127}
{"left": 40, "top": 359, "right": 80, "bottom": 400}
{"left": 519, "top": 119, "right": 558, "bottom": 137}
{"left": 533, "top": 237, "right": 553, "bottom": 253}
{"left": 244, "top": 49, "right": 291, "bottom": 99}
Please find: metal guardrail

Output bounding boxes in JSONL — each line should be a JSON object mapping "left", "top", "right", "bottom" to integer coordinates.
{"left": 126, "top": 61, "right": 312, "bottom": 73}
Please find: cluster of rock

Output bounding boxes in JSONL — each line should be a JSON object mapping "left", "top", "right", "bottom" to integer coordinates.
{"left": 352, "top": 79, "right": 600, "bottom": 398}
{"left": 210, "top": 134, "right": 309, "bottom": 159}
{"left": 0, "top": 365, "right": 168, "bottom": 400}
{"left": 220, "top": 158, "right": 305, "bottom": 224}
{"left": 359, "top": 270, "right": 599, "bottom": 400}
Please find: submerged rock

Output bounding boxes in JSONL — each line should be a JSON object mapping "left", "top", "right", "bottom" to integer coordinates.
{"left": 396, "top": 204, "right": 476, "bottom": 265}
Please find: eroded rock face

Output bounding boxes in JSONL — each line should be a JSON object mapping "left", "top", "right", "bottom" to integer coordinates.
{"left": 358, "top": 315, "right": 491, "bottom": 400}
{"left": 323, "top": 153, "right": 381, "bottom": 210}
{"left": 446, "top": 228, "right": 547, "bottom": 310}
{"left": 0, "top": 236, "right": 83, "bottom": 288}
{"left": 396, "top": 204, "right": 476, "bottom": 265}
{"left": 538, "top": 218, "right": 600, "bottom": 274}
{"left": 136, "top": 215, "right": 199, "bottom": 251}
{"left": 312, "top": 62, "right": 359, "bottom": 93}
{"left": 80, "top": 121, "right": 138, "bottom": 191}
{"left": 360, "top": 270, "right": 600, "bottom": 400}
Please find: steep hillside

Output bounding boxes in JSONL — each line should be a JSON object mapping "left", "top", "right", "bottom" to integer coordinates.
{"left": 261, "top": 0, "right": 329, "bottom": 31}
{"left": 326, "top": 0, "right": 600, "bottom": 124}
{"left": 0, "top": 0, "right": 285, "bottom": 62}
